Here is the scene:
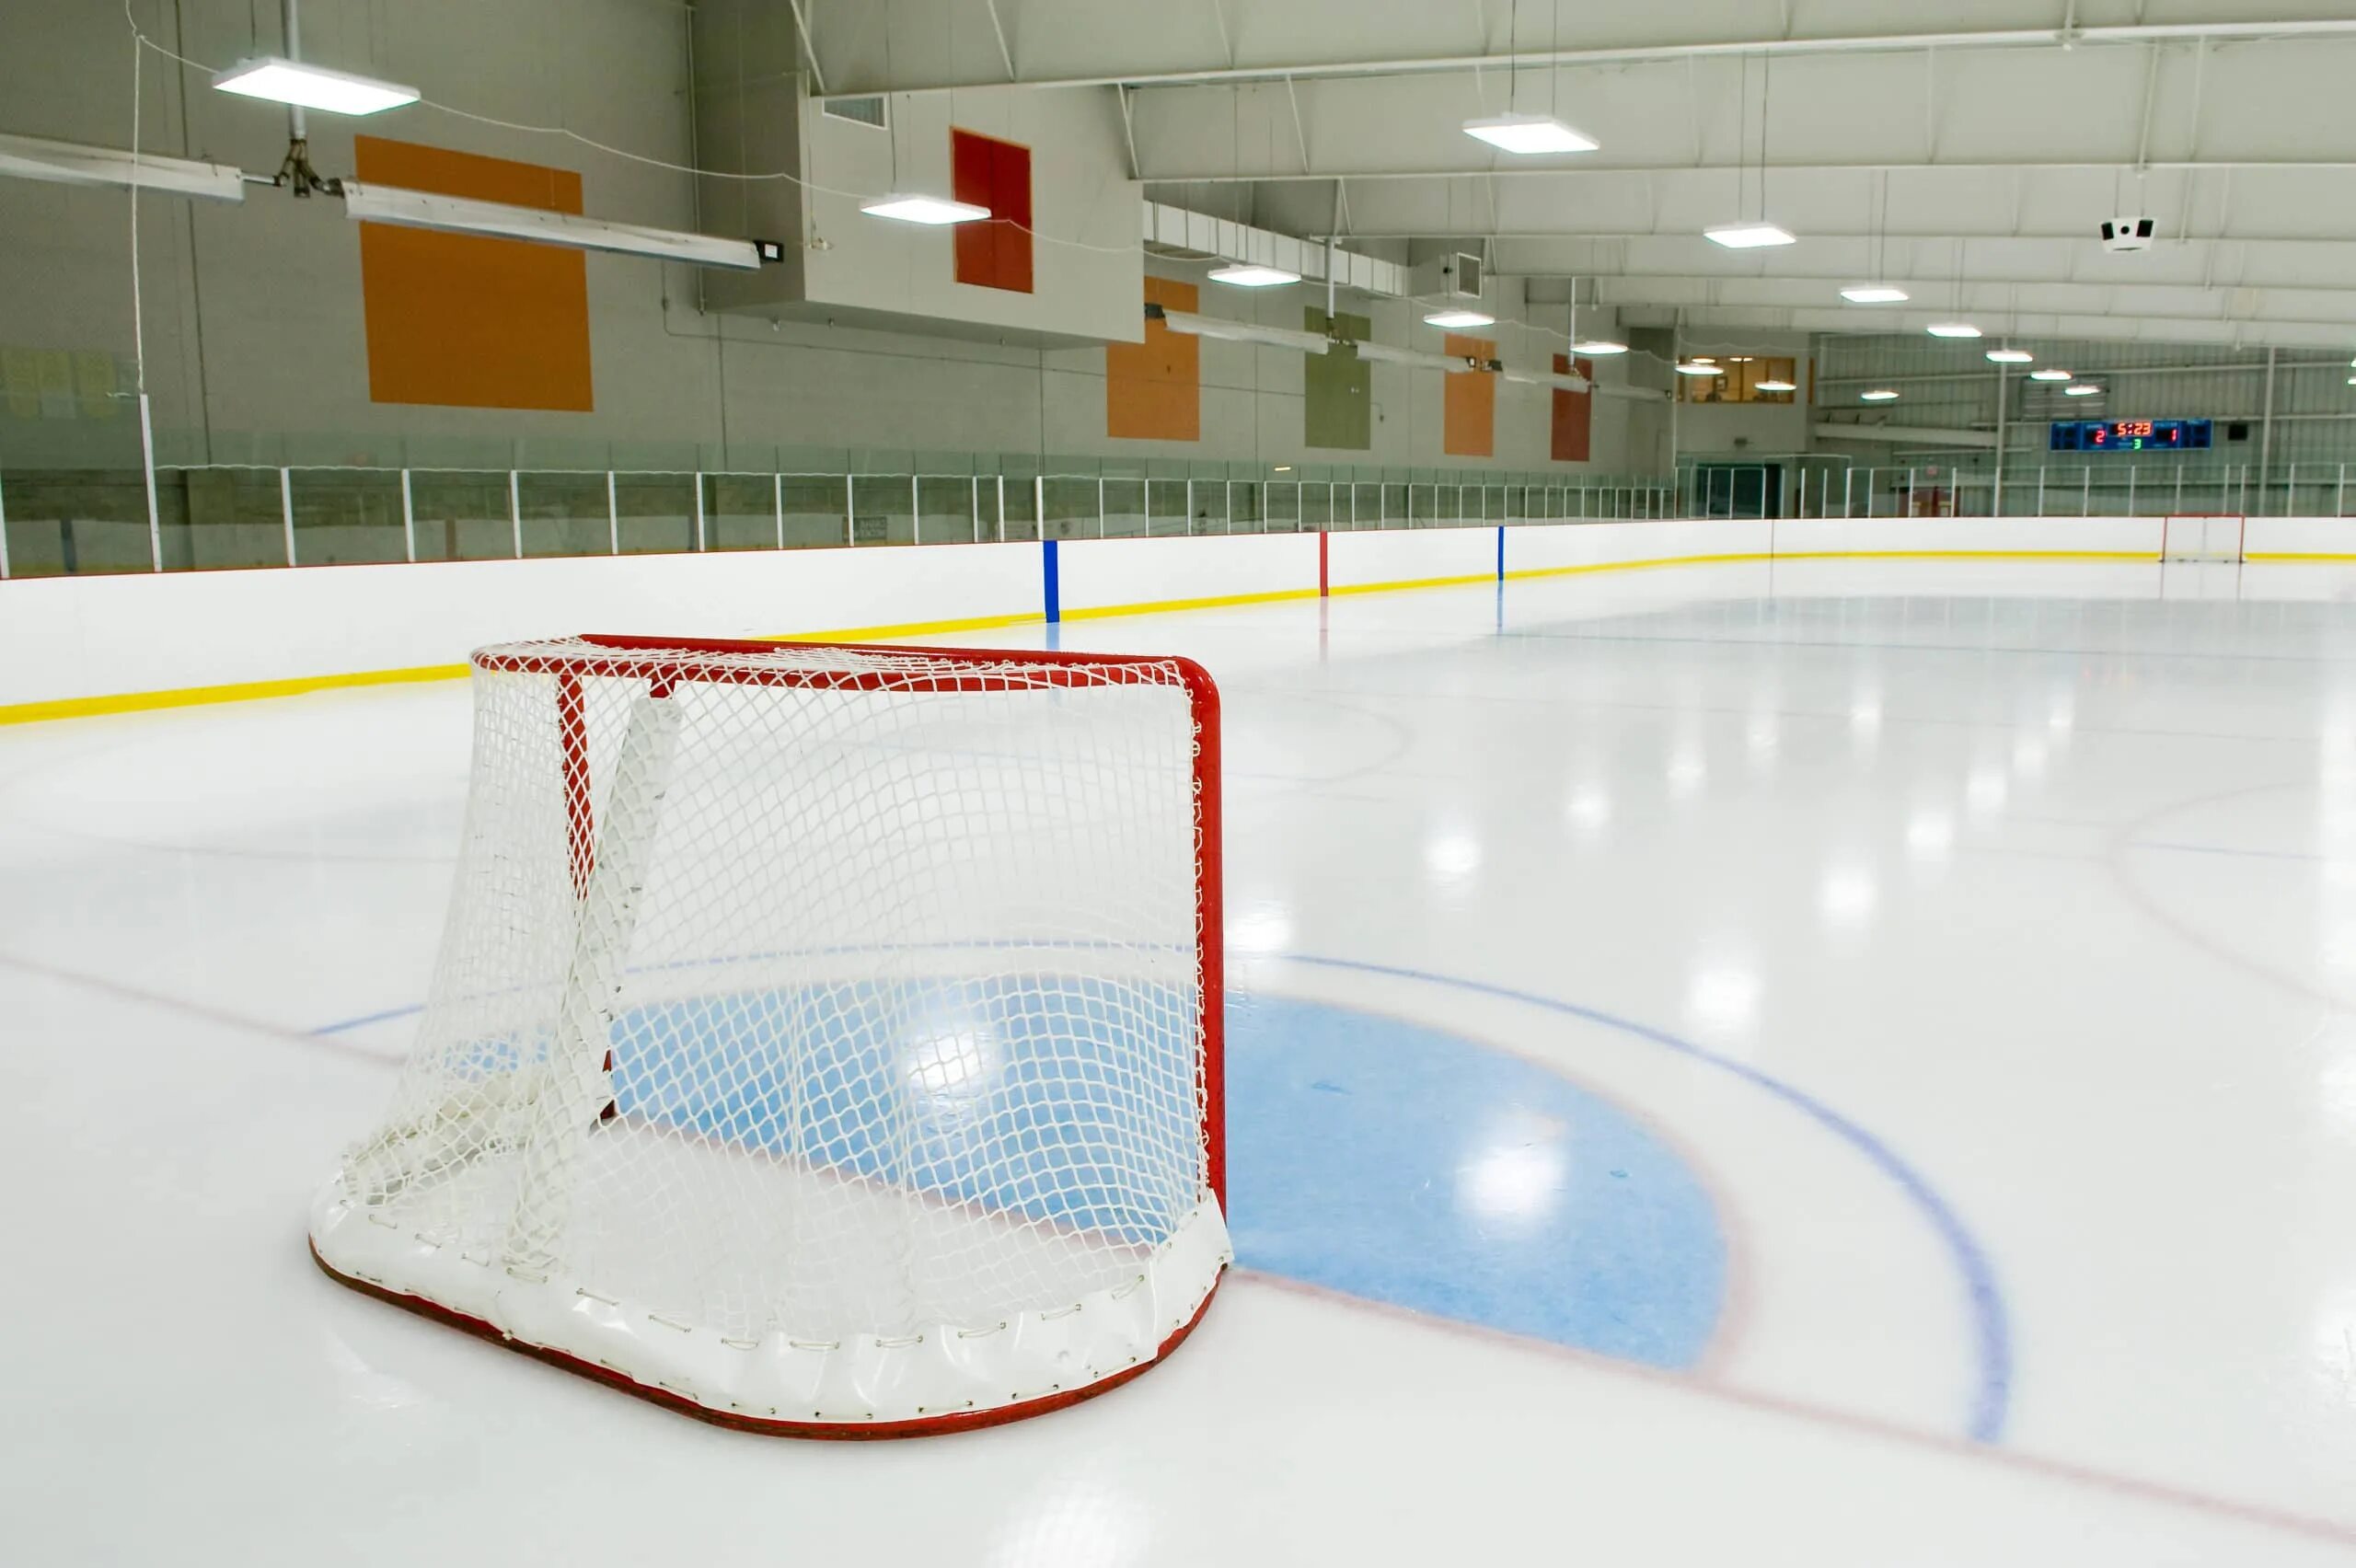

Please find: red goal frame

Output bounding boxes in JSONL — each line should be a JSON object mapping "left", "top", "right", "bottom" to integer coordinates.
{"left": 314, "top": 632, "right": 1229, "bottom": 1438}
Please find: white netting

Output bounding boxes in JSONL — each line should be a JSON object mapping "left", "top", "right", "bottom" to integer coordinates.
{"left": 312, "top": 637, "right": 1227, "bottom": 1428}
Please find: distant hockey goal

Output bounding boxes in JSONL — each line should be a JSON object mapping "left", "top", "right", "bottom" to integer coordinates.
{"left": 2161, "top": 513, "right": 2246, "bottom": 563}
{"left": 311, "top": 634, "right": 1229, "bottom": 1436}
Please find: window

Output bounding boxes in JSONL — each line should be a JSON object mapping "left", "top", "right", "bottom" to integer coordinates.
{"left": 1678, "top": 357, "right": 1798, "bottom": 405}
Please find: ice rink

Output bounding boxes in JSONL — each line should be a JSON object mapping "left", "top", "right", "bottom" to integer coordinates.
{"left": 8, "top": 556, "right": 2356, "bottom": 1563}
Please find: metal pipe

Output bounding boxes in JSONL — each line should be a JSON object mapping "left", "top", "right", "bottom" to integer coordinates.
{"left": 1150, "top": 156, "right": 2356, "bottom": 187}
{"left": 281, "top": 0, "right": 306, "bottom": 142}
{"left": 1819, "top": 359, "right": 2356, "bottom": 386}
{"left": 1992, "top": 363, "right": 2007, "bottom": 516}
{"left": 2258, "top": 345, "right": 2279, "bottom": 515}
{"left": 139, "top": 392, "right": 162, "bottom": 571}
{"left": 781, "top": 0, "right": 827, "bottom": 95}
{"left": 819, "top": 17, "right": 2356, "bottom": 97}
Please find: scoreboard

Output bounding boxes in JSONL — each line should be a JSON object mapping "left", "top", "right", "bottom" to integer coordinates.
{"left": 2049, "top": 419, "right": 2213, "bottom": 453}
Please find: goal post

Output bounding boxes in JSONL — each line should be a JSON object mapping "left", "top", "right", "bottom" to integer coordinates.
{"left": 2161, "top": 513, "right": 2246, "bottom": 563}
{"left": 313, "top": 634, "right": 1230, "bottom": 1436}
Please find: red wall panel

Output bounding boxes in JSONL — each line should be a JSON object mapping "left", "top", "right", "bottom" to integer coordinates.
{"left": 953, "top": 130, "right": 1034, "bottom": 294}
{"left": 1551, "top": 354, "right": 1595, "bottom": 463}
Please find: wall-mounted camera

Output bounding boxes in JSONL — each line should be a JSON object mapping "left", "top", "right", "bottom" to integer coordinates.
{"left": 2101, "top": 216, "right": 2156, "bottom": 253}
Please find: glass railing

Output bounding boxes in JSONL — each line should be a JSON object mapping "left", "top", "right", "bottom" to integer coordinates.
{"left": 0, "top": 460, "right": 1681, "bottom": 580}
{"left": 1680, "top": 460, "right": 2356, "bottom": 521}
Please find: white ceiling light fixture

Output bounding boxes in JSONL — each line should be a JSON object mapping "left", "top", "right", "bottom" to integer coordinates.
{"left": 2065, "top": 383, "right": 2103, "bottom": 397}
{"left": 1926, "top": 322, "right": 1983, "bottom": 339}
{"left": 1465, "top": 3, "right": 1600, "bottom": 156}
{"left": 1208, "top": 262, "right": 1299, "bottom": 288}
{"left": 1424, "top": 308, "right": 1496, "bottom": 329}
{"left": 1704, "top": 222, "right": 1796, "bottom": 249}
{"left": 1754, "top": 378, "right": 1798, "bottom": 393}
{"left": 1677, "top": 361, "right": 1727, "bottom": 376}
{"left": 1861, "top": 388, "right": 1900, "bottom": 402}
{"left": 1705, "top": 55, "right": 1795, "bottom": 249}
{"left": 860, "top": 194, "right": 991, "bottom": 225}
{"left": 1461, "top": 111, "right": 1599, "bottom": 155}
{"left": 213, "top": 56, "right": 419, "bottom": 116}
{"left": 1841, "top": 285, "right": 1909, "bottom": 305}
{"left": 2029, "top": 367, "right": 2073, "bottom": 382}
{"left": 1571, "top": 339, "right": 1628, "bottom": 356}
{"left": 1987, "top": 348, "right": 2034, "bottom": 363}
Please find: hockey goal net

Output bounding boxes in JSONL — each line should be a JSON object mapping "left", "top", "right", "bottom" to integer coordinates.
{"left": 2161, "top": 513, "right": 2246, "bottom": 563}
{"left": 312, "top": 634, "right": 1229, "bottom": 1435}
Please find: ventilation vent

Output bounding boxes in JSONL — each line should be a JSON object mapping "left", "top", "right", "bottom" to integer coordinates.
{"left": 1449, "top": 252, "right": 1484, "bottom": 300}
{"left": 822, "top": 96, "right": 887, "bottom": 129}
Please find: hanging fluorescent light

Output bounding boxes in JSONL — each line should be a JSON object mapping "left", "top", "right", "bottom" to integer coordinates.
{"left": 1571, "top": 339, "right": 1628, "bottom": 356}
{"left": 860, "top": 194, "right": 991, "bottom": 225}
{"left": 1461, "top": 112, "right": 1599, "bottom": 155}
{"left": 1502, "top": 366, "right": 1592, "bottom": 392}
{"left": 1357, "top": 340, "right": 1485, "bottom": 374}
{"left": 1676, "top": 361, "right": 1727, "bottom": 376}
{"left": 1754, "top": 379, "right": 1798, "bottom": 393}
{"left": 0, "top": 131, "right": 246, "bottom": 202}
{"left": 213, "top": 56, "right": 419, "bottom": 116}
{"left": 1704, "top": 223, "right": 1796, "bottom": 249}
{"left": 1986, "top": 348, "right": 2034, "bottom": 363}
{"left": 2064, "top": 383, "right": 2102, "bottom": 397}
{"left": 1841, "top": 285, "right": 1909, "bottom": 304}
{"left": 1152, "top": 306, "right": 1334, "bottom": 354}
{"left": 1424, "top": 308, "right": 1496, "bottom": 329}
{"left": 1207, "top": 263, "right": 1299, "bottom": 288}
{"left": 1861, "top": 388, "right": 1900, "bottom": 402}
{"left": 1925, "top": 322, "right": 1982, "bottom": 339}
{"left": 2029, "top": 368, "right": 2073, "bottom": 382}
{"left": 341, "top": 182, "right": 766, "bottom": 270}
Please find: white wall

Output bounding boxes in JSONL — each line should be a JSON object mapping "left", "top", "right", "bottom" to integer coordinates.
{"left": 1058, "top": 533, "right": 1318, "bottom": 615}
{"left": 12, "top": 516, "right": 2356, "bottom": 715}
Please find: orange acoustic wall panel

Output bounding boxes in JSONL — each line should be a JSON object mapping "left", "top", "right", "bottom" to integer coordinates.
{"left": 953, "top": 129, "right": 1034, "bottom": 294}
{"left": 1105, "top": 279, "right": 1200, "bottom": 441}
{"left": 1552, "top": 354, "right": 1595, "bottom": 462}
{"left": 1442, "top": 333, "right": 1496, "bottom": 457}
{"left": 354, "top": 136, "right": 594, "bottom": 412}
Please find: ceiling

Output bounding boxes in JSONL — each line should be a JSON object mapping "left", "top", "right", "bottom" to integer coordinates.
{"left": 792, "top": 0, "right": 2356, "bottom": 349}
